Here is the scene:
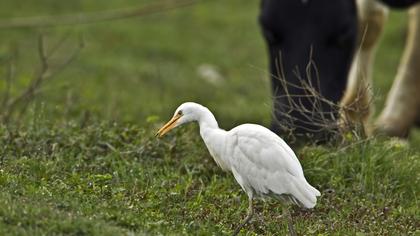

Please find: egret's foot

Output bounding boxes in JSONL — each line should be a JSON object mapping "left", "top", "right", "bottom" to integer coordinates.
{"left": 283, "top": 206, "right": 297, "bottom": 236}
{"left": 287, "top": 220, "right": 297, "bottom": 236}
{"left": 232, "top": 213, "right": 253, "bottom": 236}
{"left": 232, "top": 198, "right": 254, "bottom": 236}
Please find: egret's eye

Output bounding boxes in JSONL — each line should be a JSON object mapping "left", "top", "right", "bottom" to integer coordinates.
{"left": 177, "top": 110, "right": 183, "bottom": 116}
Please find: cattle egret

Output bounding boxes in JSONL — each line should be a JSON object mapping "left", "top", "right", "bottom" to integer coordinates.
{"left": 156, "top": 102, "right": 320, "bottom": 235}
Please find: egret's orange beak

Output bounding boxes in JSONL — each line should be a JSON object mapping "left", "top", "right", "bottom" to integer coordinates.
{"left": 156, "top": 114, "right": 182, "bottom": 138}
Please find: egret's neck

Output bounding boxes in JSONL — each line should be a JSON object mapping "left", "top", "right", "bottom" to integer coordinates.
{"left": 197, "top": 107, "right": 219, "bottom": 131}
{"left": 196, "top": 107, "right": 230, "bottom": 171}
{"left": 196, "top": 107, "right": 222, "bottom": 145}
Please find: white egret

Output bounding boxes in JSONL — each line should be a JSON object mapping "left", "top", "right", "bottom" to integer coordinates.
{"left": 156, "top": 102, "right": 320, "bottom": 235}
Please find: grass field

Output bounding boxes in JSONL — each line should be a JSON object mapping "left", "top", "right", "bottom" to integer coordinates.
{"left": 0, "top": 0, "right": 419, "bottom": 235}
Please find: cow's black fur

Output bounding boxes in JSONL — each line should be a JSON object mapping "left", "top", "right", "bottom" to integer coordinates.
{"left": 380, "top": 0, "right": 420, "bottom": 8}
{"left": 259, "top": 0, "right": 357, "bottom": 140}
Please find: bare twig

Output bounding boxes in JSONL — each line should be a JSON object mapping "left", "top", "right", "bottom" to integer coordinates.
{"left": 249, "top": 53, "right": 372, "bottom": 145}
{"left": 2, "top": 36, "right": 50, "bottom": 122}
{"left": 269, "top": 52, "right": 373, "bottom": 144}
{"left": 1, "top": 60, "right": 14, "bottom": 111}
{"left": 0, "top": 0, "right": 199, "bottom": 29}
{"left": 1, "top": 35, "right": 84, "bottom": 124}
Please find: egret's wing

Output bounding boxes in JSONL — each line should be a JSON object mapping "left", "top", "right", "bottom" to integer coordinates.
{"left": 230, "top": 124, "right": 304, "bottom": 178}
{"left": 229, "top": 124, "right": 320, "bottom": 208}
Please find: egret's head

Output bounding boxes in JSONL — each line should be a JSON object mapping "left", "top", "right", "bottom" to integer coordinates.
{"left": 156, "top": 102, "right": 202, "bottom": 137}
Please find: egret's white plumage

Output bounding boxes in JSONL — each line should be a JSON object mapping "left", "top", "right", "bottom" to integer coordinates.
{"left": 157, "top": 102, "right": 320, "bottom": 235}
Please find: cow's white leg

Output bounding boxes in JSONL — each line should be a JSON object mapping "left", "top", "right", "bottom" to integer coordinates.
{"left": 375, "top": 4, "right": 420, "bottom": 137}
{"left": 341, "top": 0, "right": 389, "bottom": 134}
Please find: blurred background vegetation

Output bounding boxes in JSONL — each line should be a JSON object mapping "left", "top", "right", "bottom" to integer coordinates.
{"left": 0, "top": 0, "right": 413, "bottom": 131}
{"left": 0, "top": 0, "right": 271, "bottom": 128}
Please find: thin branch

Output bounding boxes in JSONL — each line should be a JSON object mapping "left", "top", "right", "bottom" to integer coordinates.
{"left": 0, "top": 0, "right": 199, "bottom": 29}
{"left": 2, "top": 35, "right": 83, "bottom": 123}
{"left": 1, "top": 60, "right": 14, "bottom": 111}
{"left": 268, "top": 52, "right": 374, "bottom": 143}
{"left": 5, "top": 36, "right": 48, "bottom": 113}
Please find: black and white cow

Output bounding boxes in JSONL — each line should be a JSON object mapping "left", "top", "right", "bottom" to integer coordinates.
{"left": 259, "top": 0, "right": 420, "bottom": 139}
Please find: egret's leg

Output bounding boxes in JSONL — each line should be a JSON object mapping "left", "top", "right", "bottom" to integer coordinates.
{"left": 283, "top": 206, "right": 297, "bottom": 236}
{"left": 232, "top": 197, "right": 254, "bottom": 236}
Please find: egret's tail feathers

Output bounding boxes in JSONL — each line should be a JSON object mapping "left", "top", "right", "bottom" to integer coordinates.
{"left": 308, "top": 183, "right": 321, "bottom": 197}
{"left": 289, "top": 178, "right": 320, "bottom": 209}
{"left": 267, "top": 175, "right": 320, "bottom": 209}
